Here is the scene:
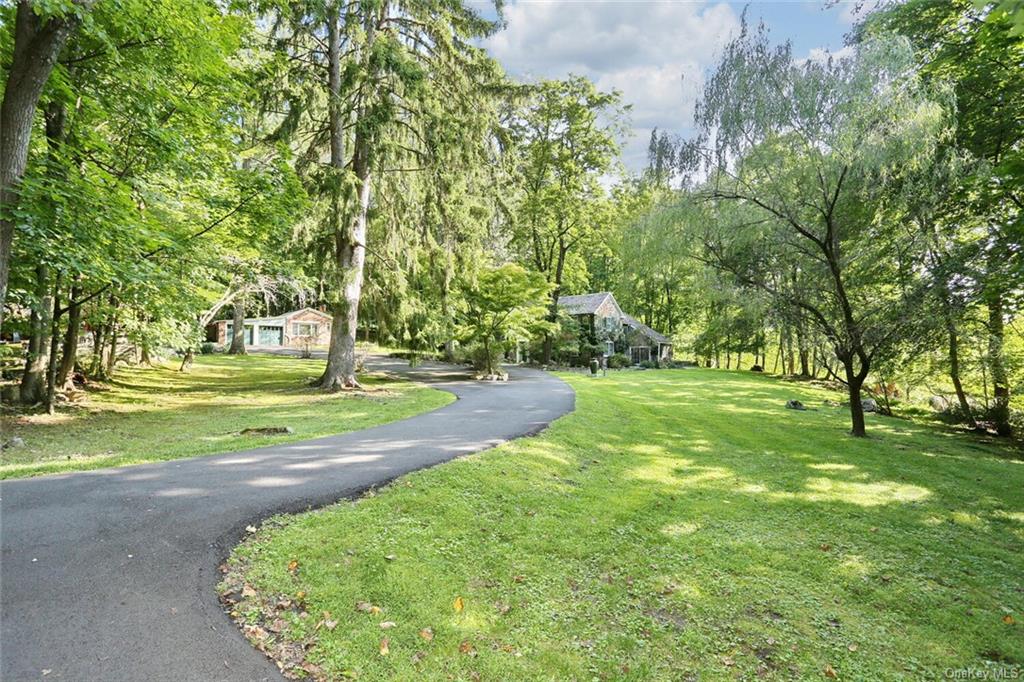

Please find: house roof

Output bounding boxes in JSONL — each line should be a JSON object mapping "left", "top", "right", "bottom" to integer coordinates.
{"left": 622, "top": 313, "right": 672, "bottom": 345}
{"left": 557, "top": 292, "right": 616, "bottom": 315}
{"left": 232, "top": 307, "right": 331, "bottom": 326}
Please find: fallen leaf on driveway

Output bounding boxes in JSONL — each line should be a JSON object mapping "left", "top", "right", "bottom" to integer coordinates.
{"left": 246, "top": 525, "right": 257, "bottom": 533}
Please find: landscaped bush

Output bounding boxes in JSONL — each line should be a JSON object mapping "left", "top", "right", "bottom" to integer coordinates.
{"left": 639, "top": 359, "right": 659, "bottom": 369}
{"left": 199, "top": 342, "right": 218, "bottom": 355}
{"left": 469, "top": 344, "right": 504, "bottom": 375}
{"left": 607, "top": 353, "right": 630, "bottom": 369}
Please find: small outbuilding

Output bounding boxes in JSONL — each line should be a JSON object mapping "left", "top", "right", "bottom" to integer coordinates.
{"left": 207, "top": 308, "right": 332, "bottom": 349}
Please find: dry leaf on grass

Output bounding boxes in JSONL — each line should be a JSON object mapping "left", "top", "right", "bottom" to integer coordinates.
{"left": 356, "top": 601, "right": 382, "bottom": 615}
{"left": 379, "top": 638, "right": 390, "bottom": 656}
{"left": 419, "top": 627, "right": 434, "bottom": 641}
{"left": 454, "top": 596, "right": 464, "bottom": 612}
{"left": 824, "top": 664, "right": 838, "bottom": 678}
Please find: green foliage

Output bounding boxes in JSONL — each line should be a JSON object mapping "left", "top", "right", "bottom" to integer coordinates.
{"left": 507, "top": 77, "right": 627, "bottom": 303}
{"left": 607, "top": 352, "right": 630, "bottom": 369}
{"left": 457, "top": 264, "right": 552, "bottom": 375}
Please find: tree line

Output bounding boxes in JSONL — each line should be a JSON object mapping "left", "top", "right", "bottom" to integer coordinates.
{"left": 2, "top": 0, "right": 1020, "bottom": 439}
{"left": 603, "top": 1, "right": 1022, "bottom": 437}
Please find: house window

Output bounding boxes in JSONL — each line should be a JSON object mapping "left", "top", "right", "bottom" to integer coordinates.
{"left": 605, "top": 341, "right": 614, "bottom": 357}
{"left": 293, "top": 322, "right": 318, "bottom": 337}
{"left": 630, "top": 346, "right": 651, "bottom": 365}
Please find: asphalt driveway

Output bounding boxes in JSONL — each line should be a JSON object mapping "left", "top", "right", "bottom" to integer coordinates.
{"left": 0, "top": 358, "right": 574, "bottom": 681}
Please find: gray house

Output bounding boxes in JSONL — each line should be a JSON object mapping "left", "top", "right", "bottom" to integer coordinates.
{"left": 557, "top": 291, "right": 673, "bottom": 364}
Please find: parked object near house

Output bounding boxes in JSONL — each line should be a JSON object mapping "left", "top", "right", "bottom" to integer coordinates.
{"left": 207, "top": 308, "right": 332, "bottom": 349}
{"left": 556, "top": 291, "right": 673, "bottom": 365}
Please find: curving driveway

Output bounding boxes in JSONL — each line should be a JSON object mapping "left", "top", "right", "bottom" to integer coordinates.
{"left": 0, "top": 358, "right": 574, "bottom": 681}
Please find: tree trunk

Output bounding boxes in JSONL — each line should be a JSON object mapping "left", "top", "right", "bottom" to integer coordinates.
{"left": 542, "top": 240, "right": 569, "bottom": 365}
{"left": 90, "top": 322, "right": 105, "bottom": 375}
{"left": 20, "top": 265, "right": 53, "bottom": 404}
{"left": 179, "top": 348, "right": 194, "bottom": 372}
{"left": 57, "top": 284, "right": 81, "bottom": 388}
{"left": 45, "top": 279, "right": 62, "bottom": 414}
{"left": 986, "top": 293, "right": 1011, "bottom": 436}
{"left": 843, "top": 357, "right": 868, "bottom": 438}
{"left": 319, "top": 7, "right": 372, "bottom": 390}
{"left": 105, "top": 322, "right": 118, "bottom": 377}
{"left": 228, "top": 298, "right": 246, "bottom": 355}
{"left": 946, "top": 320, "right": 976, "bottom": 429}
{"left": 320, "top": 150, "right": 370, "bottom": 390}
{"left": 0, "top": 2, "right": 88, "bottom": 329}
{"left": 785, "top": 326, "right": 794, "bottom": 375}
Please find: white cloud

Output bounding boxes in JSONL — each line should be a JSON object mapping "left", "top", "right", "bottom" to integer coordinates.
{"left": 484, "top": 1, "right": 741, "bottom": 172}
{"left": 801, "top": 44, "right": 856, "bottom": 65}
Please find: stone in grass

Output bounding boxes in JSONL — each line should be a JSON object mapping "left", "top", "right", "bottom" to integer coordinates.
{"left": 785, "top": 400, "right": 806, "bottom": 411}
{"left": 4, "top": 436, "right": 26, "bottom": 449}
{"left": 861, "top": 398, "right": 878, "bottom": 413}
{"left": 239, "top": 426, "right": 294, "bottom": 436}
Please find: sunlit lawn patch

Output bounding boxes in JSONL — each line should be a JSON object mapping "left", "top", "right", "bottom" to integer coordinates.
{"left": 224, "top": 368, "right": 1023, "bottom": 680}
{"left": 1, "top": 353, "right": 452, "bottom": 479}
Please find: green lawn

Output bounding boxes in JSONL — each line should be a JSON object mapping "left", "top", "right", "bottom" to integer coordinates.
{"left": 222, "top": 368, "right": 1023, "bottom": 681}
{"left": 0, "top": 354, "right": 452, "bottom": 479}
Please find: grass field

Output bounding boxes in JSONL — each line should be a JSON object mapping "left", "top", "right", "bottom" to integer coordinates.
{"left": 0, "top": 354, "right": 452, "bottom": 479}
{"left": 223, "top": 368, "right": 1023, "bottom": 681}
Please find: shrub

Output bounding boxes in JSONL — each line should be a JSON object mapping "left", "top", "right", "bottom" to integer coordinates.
{"left": 200, "top": 342, "right": 218, "bottom": 355}
{"left": 607, "top": 353, "right": 630, "bottom": 369}
{"left": 639, "top": 359, "right": 659, "bottom": 369}
{"left": 469, "top": 344, "right": 504, "bottom": 375}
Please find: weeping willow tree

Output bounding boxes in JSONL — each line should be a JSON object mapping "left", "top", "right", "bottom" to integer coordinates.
{"left": 679, "top": 24, "right": 952, "bottom": 436}
{"left": 267, "top": 0, "right": 508, "bottom": 388}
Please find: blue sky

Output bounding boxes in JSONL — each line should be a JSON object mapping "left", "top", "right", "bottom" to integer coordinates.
{"left": 480, "top": 1, "right": 867, "bottom": 173}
